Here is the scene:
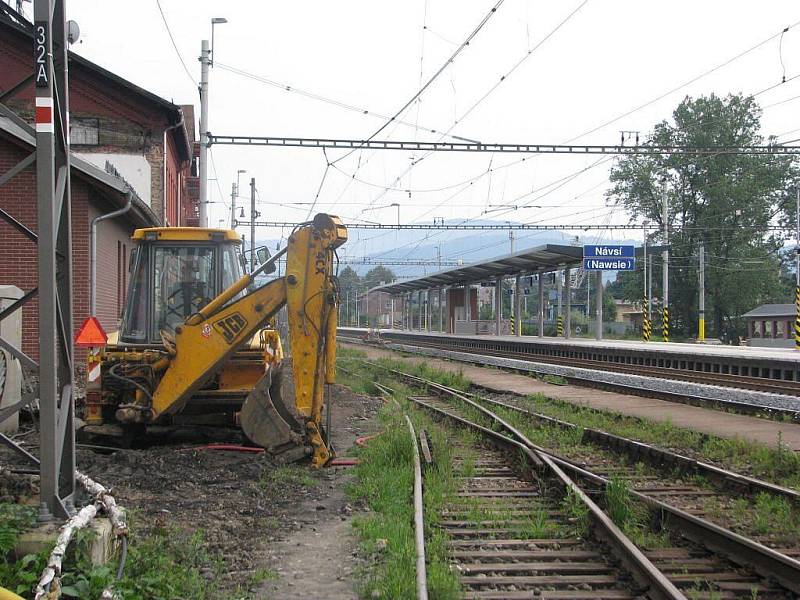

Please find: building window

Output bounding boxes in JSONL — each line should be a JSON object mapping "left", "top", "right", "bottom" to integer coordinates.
{"left": 70, "top": 117, "right": 100, "bottom": 145}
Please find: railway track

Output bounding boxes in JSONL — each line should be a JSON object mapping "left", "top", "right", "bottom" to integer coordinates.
{"left": 365, "top": 336, "right": 800, "bottom": 397}
{"left": 359, "top": 362, "right": 800, "bottom": 599}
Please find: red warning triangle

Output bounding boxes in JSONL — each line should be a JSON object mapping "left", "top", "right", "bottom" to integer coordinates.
{"left": 75, "top": 316, "right": 108, "bottom": 347}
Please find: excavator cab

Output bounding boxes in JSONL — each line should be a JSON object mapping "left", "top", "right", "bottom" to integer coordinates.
{"left": 119, "top": 228, "right": 246, "bottom": 345}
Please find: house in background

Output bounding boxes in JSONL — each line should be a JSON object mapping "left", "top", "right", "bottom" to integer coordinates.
{"left": 0, "top": 5, "right": 198, "bottom": 227}
{"left": 742, "top": 304, "right": 795, "bottom": 348}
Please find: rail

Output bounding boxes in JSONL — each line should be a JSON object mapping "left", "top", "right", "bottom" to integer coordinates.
{"left": 381, "top": 365, "right": 800, "bottom": 595}
{"left": 404, "top": 415, "right": 428, "bottom": 600}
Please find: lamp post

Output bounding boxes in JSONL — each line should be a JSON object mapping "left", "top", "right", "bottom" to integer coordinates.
{"left": 198, "top": 17, "right": 227, "bottom": 227}
{"left": 230, "top": 168, "right": 246, "bottom": 230}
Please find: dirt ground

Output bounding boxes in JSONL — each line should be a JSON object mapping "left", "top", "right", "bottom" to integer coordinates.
{"left": 0, "top": 384, "right": 383, "bottom": 599}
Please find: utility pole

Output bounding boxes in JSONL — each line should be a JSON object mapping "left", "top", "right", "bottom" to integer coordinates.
{"left": 35, "top": 0, "right": 76, "bottom": 519}
{"left": 795, "top": 187, "right": 799, "bottom": 349}
{"left": 509, "top": 229, "right": 515, "bottom": 253}
{"left": 642, "top": 228, "right": 650, "bottom": 341}
{"left": 198, "top": 39, "right": 210, "bottom": 227}
{"left": 662, "top": 180, "right": 670, "bottom": 342}
{"left": 698, "top": 244, "right": 705, "bottom": 342}
{"left": 229, "top": 182, "right": 237, "bottom": 230}
{"left": 250, "top": 177, "right": 256, "bottom": 269}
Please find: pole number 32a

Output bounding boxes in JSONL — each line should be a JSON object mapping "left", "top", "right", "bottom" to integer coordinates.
{"left": 34, "top": 21, "right": 49, "bottom": 87}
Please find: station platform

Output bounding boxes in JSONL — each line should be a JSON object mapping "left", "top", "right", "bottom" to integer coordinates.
{"left": 344, "top": 342, "right": 800, "bottom": 452}
{"left": 338, "top": 328, "right": 800, "bottom": 382}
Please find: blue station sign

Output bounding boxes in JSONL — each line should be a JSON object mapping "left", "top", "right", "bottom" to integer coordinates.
{"left": 583, "top": 245, "right": 635, "bottom": 271}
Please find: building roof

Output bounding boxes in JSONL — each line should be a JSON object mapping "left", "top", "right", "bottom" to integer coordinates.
{"left": 741, "top": 304, "right": 796, "bottom": 319}
{"left": 0, "top": 5, "right": 191, "bottom": 161}
{"left": 0, "top": 108, "right": 160, "bottom": 228}
{"left": 373, "top": 244, "right": 584, "bottom": 294}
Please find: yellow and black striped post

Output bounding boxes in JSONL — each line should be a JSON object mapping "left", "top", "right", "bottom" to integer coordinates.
{"left": 510, "top": 315, "right": 515, "bottom": 335}
{"left": 642, "top": 295, "right": 650, "bottom": 342}
{"left": 795, "top": 285, "right": 800, "bottom": 350}
{"left": 557, "top": 315, "right": 564, "bottom": 336}
{"left": 662, "top": 307, "right": 669, "bottom": 343}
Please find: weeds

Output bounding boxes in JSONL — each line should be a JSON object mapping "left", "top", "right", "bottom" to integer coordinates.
{"left": 560, "top": 488, "right": 589, "bottom": 538}
{"left": 261, "top": 464, "right": 317, "bottom": 489}
{"left": 603, "top": 478, "right": 670, "bottom": 549}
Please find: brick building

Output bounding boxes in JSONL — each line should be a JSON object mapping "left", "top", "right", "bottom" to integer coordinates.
{"left": 0, "top": 6, "right": 198, "bottom": 227}
{"left": 0, "top": 5, "right": 198, "bottom": 361}
{"left": 0, "top": 114, "right": 160, "bottom": 361}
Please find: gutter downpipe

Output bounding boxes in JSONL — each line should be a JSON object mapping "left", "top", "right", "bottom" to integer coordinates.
{"left": 90, "top": 189, "right": 133, "bottom": 316}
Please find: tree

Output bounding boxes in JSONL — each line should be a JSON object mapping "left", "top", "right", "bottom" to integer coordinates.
{"left": 363, "top": 265, "right": 396, "bottom": 290}
{"left": 338, "top": 266, "right": 360, "bottom": 293}
{"left": 607, "top": 94, "right": 797, "bottom": 339}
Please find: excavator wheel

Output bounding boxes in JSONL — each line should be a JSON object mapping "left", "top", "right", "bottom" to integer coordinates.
{"left": 240, "top": 360, "right": 309, "bottom": 461}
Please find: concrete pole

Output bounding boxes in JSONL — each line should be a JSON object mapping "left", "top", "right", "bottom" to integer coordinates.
{"left": 426, "top": 289, "right": 432, "bottom": 331}
{"left": 538, "top": 273, "right": 545, "bottom": 337}
{"left": 564, "top": 267, "right": 571, "bottom": 338}
{"left": 648, "top": 254, "right": 653, "bottom": 324}
{"left": 514, "top": 274, "right": 522, "bottom": 337}
{"left": 418, "top": 290, "right": 424, "bottom": 331}
{"left": 662, "top": 181, "right": 670, "bottom": 342}
{"left": 557, "top": 269, "right": 563, "bottom": 319}
{"left": 595, "top": 271, "right": 603, "bottom": 340}
{"left": 230, "top": 182, "right": 237, "bottom": 230}
{"left": 390, "top": 297, "right": 394, "bottom": 329}
{"left": 198, "top": 39, "right": 210, "bottom": 227}
{"left": 439, "top": 288, "right": 444, "bottom": 332}
{"left": 250, "top": 178, "right": 256, "bottom": 270}
{"left": 465, "top": 285, "right": 471, "bottom": 323}
{"left": 643, "top": 232, "right": 649, "bottom": 341}
{"left": 796, "top": 187, "right": 800, "bottom": 350}
{"left": 495, "top": 277, "right": 502, "bottom": 335}
{"left": 698, "top": 244, "right": 705, "bottom": 342}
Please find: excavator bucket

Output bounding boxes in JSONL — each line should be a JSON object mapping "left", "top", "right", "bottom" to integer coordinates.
{"left": 239, "top": 361, "right": 310, "bottom": 461}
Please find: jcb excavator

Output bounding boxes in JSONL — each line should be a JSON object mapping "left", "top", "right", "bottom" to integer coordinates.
{"left": 83, "top": 214, "right": 347, "bottom": 467}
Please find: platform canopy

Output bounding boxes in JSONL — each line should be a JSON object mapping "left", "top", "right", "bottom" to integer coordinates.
{"left": 373, "top": 244, "right": 585, "bottom": 294}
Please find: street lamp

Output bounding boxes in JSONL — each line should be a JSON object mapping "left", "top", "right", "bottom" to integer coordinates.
{"left": 198, "top": 17, "right": 228, "bottom": 227}
{"left": 231, "top": 168, "right": 246, "bottom": 230}
{"left": 210, "top": 17, "right": 228, "bottom": 66}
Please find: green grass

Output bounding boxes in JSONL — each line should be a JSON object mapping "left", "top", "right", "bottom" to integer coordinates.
{"left": 0, "top": 504, "right": 252, "bottom": 600}
{"left": 603, "top": 478, "right": 670, "bottom": 549}
{"left": 340, "top": 359, "right": 462, "bottom": 600}
{"left": 511, "top": 392, "right": 800, "bottom": 490}
{"left": 261, "top": 464, "right": 317, "bottom": 489}
{"left": 343, "top": 344, "right": 800, "bottom": 490}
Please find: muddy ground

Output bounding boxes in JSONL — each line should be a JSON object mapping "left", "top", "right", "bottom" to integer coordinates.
{"left": 0, "top": 384, "right": 383, "bottom": 599}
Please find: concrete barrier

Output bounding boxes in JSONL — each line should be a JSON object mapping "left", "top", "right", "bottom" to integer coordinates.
{"left": 0, "top": 285, "right": 22, "bottom": 434}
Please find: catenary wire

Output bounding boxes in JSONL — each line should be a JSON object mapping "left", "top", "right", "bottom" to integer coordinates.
{"left": 154, "top": 0, "right": 197, "bottom": 86}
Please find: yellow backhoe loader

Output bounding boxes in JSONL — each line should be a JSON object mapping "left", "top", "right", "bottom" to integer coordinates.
{"left": 83, "top": 214, "right": 347, "bottom": 467}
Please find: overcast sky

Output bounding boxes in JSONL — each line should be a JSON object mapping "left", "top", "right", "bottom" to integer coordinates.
{"left": 38, "top": 1, "right": 800, "bottom": 260}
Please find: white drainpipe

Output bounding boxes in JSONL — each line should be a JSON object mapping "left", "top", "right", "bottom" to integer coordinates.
{"left": 90, "top": 189, "right": 132, "bottom": 316}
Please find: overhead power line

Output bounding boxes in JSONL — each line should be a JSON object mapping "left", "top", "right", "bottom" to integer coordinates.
{"left": 214, "top": 62, "right": 475, "bottom": 143}
{"left": 331, "top": 0, "right": 508, "bottom": 165}
{"left": 154, "top": 0, "right": 197, "bottom": 86}
{"left": 209, "top": 135, "right": 800, "bottom": 155}
{"left": 564, "top": 19, "right": 800, "bottom": 143}
{"left": 235, "top": 220, "right": 794, "bottom": 232}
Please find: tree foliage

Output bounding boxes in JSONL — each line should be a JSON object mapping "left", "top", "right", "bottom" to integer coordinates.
{"left": 606, "top": 93, "right": 797, "bottom": 339}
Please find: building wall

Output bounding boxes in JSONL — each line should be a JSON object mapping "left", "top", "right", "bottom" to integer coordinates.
{"left": 76, "top": 152, "right": 152, "bottom": 205}
{"left": 0, "top": 27, "right": 190, "bottom": 225}
{"left": 0, "top": 139, "right": 137, "bottom": 361}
